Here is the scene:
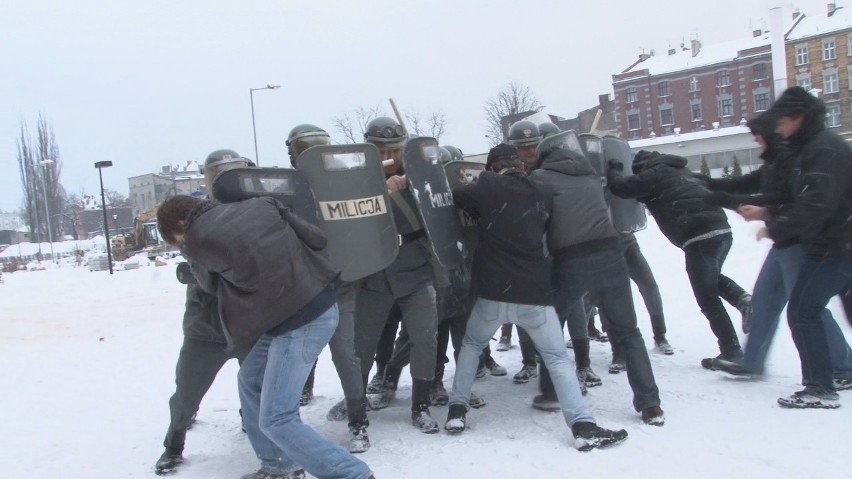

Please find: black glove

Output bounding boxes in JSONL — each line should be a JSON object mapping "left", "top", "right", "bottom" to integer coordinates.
{"left": 711, "top": 190, "right": 738, "bottom": 210}
{"left": 607, "top": 159, "right": 624, "bottom": 172}
{"left": 176, "top": 262, "right": 198, "bottom": 285}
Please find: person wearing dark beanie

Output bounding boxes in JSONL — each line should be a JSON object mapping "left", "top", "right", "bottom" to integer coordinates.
{"left": 485, "top": 143, "right": 521, "bottom": 172}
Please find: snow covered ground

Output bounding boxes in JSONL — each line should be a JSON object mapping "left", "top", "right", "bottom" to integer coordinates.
{"left": 2, "top": 212, "right": 850, "bottom": 479}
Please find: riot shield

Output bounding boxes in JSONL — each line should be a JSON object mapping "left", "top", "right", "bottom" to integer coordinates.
{"left": 403, "top": 137, "right": 463, "bottom": 268}
{"left": 297, "top": 144, "right": 399, "bottom": 282}
{"left": 579, "top": 133, "right": 605, "bottom": 177}
{"left": 535, "top": 129, "right": 583, "bottom": 162}
{"left": 601, "top": 136, "right": 647, "bottom": 233}
{"left": 443, "top": 160, "right": 485, "bottom": 257}
{"left": 211, "top": 167, "right": 319, "bottom": 224}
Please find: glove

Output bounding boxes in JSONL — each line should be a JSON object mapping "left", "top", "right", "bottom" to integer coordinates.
{"left": 176, "top": 261, "right": 198, "bottom": 285}
{"left": 607, "top": 159, "right": 624, "bottom": 172}
{"left": 711, "top": 190, "right": 737, "bottom": 210}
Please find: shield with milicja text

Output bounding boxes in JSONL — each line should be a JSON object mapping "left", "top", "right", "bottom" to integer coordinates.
{"left": 211, "top": 167, "right": 319, "bottom": 224}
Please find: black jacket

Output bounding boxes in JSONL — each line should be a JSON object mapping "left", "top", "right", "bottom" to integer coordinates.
{"left": 182, "top": 197, "right": 338, "bottom": 351}
{"left": 529, "top": 148, "right": 619, "bottom": 255}
{"left": 607, "top": 153, "right": 730, "bottom": 248}
{"left": 453, "top": 169, "right": 552, "bottom": 306}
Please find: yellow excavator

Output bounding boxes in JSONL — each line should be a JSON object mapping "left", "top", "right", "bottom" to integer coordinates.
{"left": 111, "top": 206, "right": 175, "bottom": 261}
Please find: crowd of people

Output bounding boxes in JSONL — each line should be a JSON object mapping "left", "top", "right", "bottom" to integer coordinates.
{"left": 149, "top": 86, "right": 851, "bottom": 479}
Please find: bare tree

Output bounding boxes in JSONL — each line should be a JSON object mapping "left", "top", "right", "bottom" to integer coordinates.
{"left": 331, "top": 105, "right": 386, "bottom": 144}
{"left": 483, "top": 82, "right": 543, "bottom": 146}
{"left": 104, "top": 189, "right": 131, "bottom": 208}
{"left": 35, "top": 115, "right": 62, "bottom": 241}
{"left": 16, "top": 116, "right": 65, "bottom": 244}
{"left": 405, "top": 110, "right": 447, "bottom": 141}
{"left": 16, "top": 122, "right": 39, "bottom": 243}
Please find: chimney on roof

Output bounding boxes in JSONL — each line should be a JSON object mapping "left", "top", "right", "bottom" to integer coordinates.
{"left": 828, "top": 3, "right": 837, "bottom": 17}
{"left": 639, "top": 52, "right": 651, "bottom": 61}
{"left": 668, "top": 48, "right": 676, "bottom": 55}
{"left": 753, "top": 29, "right": 762, "bottom": 37}
{"left": 691, "top": 39, "right": 702, "bottom": 57}
{"left": 793, "top": 9, "right": 801, "bottom": 21}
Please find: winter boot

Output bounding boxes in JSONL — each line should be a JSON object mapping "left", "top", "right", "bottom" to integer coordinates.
{"left": 512, "top": 364, "right": 538, "bottom": 384}
{"left": 411, "top": 378, "right": 440, "bottom": 433}
{"left": 572, "top": 339, "right": 601, "bottom": 388}
{"left": 240, "top": 469, "right": 306, "bottom": 479}
{"left": 368, "top": 366, "right": 400, "bottom": 410}
{"left": 444, "top": 403, "right": 468, "bottom": 433}
{"left": 348, "top": 422, "right": 371, "bottom": 453}
{"left": 641, "top": 406, "right": 665, "bottom": 426}
{"left": 654, "top": 337, "right": 675, "bottom": 355}
{"left": 326, "top": 399, "right": 348, "bottom": 421}
{"left": 577, "top": 367, "right": 602, "bottom": 388}
{"left": 834, "top": 378, "right": 852, "bottom": 391}
{"left": 430, "top": 378, "right": 449, "bottom": 406}
{"left": 484, "top": 355, "right": 507, "bottom": 376}
{"left": 366, "top": 363, "right": 386, "bottom": 394}
{"left": 532, "top": 393, "right": 560, "bottom": 412}
{"left": 155, "top": 447, "right": 183, "bottom": 476}
{"left": 496, "top": 335, "right": 512, "bottom": 351}
{"left": 469, "top": 392, "right": 487, "bottom": 409}
{"left": 777, "top": 388, "right": 840, "bottom": 409}
{"left": 571, "top": 422, "right": 628, "bottom": 451}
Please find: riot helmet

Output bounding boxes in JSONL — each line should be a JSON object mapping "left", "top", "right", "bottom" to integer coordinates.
{"left": 538, "top": 122, "right": 562, "bottom": 139}
{"left": 286, "top": 124, "right": 331, "bottom": 166}
{"left": 442, "top": 145, "right": 464, "bottom": 163}
{"left": 507, "top": 120, "right": 542, "bottom": 146}
{"left": 200, "top": 149, "right": 253, "bottom": 190}
{"left": 438, "top": 147, "right": 452, "bottom": 165}
{"left": 364, "top": 117, "right": 406, "bottom": 146}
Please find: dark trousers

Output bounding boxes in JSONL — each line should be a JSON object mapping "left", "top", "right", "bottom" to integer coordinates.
{"left": 682, "top": 233, "right": 747, "bottom": 356}
{"left": 622, "top": 234, "right": 667, "bottom": 339}
{"left": 789, "top": 255, "right": 852, "bottom": 394}
{"left": 164, "top": 337, "right": 244, "bottom": 451}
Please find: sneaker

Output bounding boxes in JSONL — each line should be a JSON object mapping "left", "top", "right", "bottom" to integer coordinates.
{"left": 701, "top": 351, "right": 745, "bottom": 370}
{"left": 608, "top": 359, "right": 626, "bottom": 374}
{"left": 484, "top": 357, "right": 507, "bottom": 376}
{"left": 588, "top": 328, "right": 609, "bottom": 343}
{"left": 513, "top": 365, "right": 538, "bottom": 384}
{"left": 571, "top": 422, "right": 628, "bottom": 451}
{"left": 475, "top": 365, "right": 487, "bottom": 379}
{"left": 326, "top": 399, "right": 348, "bottom": 421}
{"left": 348, "top": 424, "right": 370, "bottom": 453}
{"left": 430, "top": 379, "right": 449, "bottom": 406}
{"left": 738, "top": 293, "right": 752, "bottom": 334}
{"left": 299, "top": 387, "right": 313, "bottom": 407}
{"left": 368, "top": 385, "right": 396, "bottom": 410}
{"left": 444, "top": 404, "right": 467, "bottom": 433}
{"left": 778, "top": 389, "right": 840, "bottom": 409}
{"left": 641, "top": 406, "right": 665, "bottom": 426}
{"left": 496, "top": 336, "right": 512, "bottom": 352}
{"left": 240, "top": 469, "right": 306, "bottom": 479}
{"left": 577, "top": 367, "right": 603, "bottom": 388}
{"left": 469, "top": 392, "right": 487, "bottom": 409}
{"left": 411, "top": 405, "right": 440, "bottom": 434}
{"left": 654, "top": 338, "right": 675, "bottom": 355}
{"left": 155, "top": 449, "right": 183, "bottom": 476}
{"left": 532, "top": 394, "right": 560, "bottom": 412}
{"left": 366, "top": 371, "right": 385, "bottom": 394}
{"left": 701, "top": 358, "right": 756, "bottom": 377}
{"left": 834, "top": 378, "right": 852, "bottom": 391}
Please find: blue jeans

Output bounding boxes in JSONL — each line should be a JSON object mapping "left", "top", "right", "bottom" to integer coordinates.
{"left": 553, "top": 248, "right": 661, "bottom": 411}
{"left": 683, "top": 233, "right": 746, "bottom": 356}
{"left": 789, "top": 255, "right": 852, "bottom": 394}
{"left": 238, "top": 305, "right": 372, "bottom": 479}
{"left": 449, "top": 298, "right": 596, "bottom": 427}
{"left": 744, "top": 246, "right": 852, "bottom": 378}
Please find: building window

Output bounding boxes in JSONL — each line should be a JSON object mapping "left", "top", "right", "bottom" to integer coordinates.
{"left": 797, "top": 75, "right": 812, "bottom": 91}
{"left": 659, "top": 105, "right": 674, "bottom": 126}
{"left": 825, "top": 71, "right": 839, "bottom": 93}
{"left": 848, "top": 66, "right": 852, "bottom": 89}
{"left": 796, "top": 43, "right": 809, "bottom": 65}
{"left": 689, "top": 75, "right": 699, "bottom": 92}
{"left": 716, "top": 70, "right": 731, "bottom": 87}
{"left": 626, "top": 87, "right": 637, "bottom": 103}
{"left": 754, "top": 92, "right": 770, "bottom": 111}
{"left": 627, "top": 111, "right": 640, "bottom": 131}
{"left": 658, "top": 81, "right": 671, "bottom": 97}
{"left": 718, "top": 95, "right": 733, "bottom": 117}
{"left": 849, "top": 35, "right": 852, "bottom": 56}
{"left": 826, "top": 104, "right": 841, "bottom": 127}
{"left": 690, "top": 100, "right": 702, "bottom": 121}
{"left": 753, "top": 63, "right": 768, "bottom": 80}
{"left": 823, "top": 39, "right": 837, "bottom": 61}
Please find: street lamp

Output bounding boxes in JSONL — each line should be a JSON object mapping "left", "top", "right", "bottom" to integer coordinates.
{"left": 94, "top": 160, "right": 114, "bottom": 274}
{"left": 249, "top": 84, "right": 280, "bottom": 166}
{"left": 38, "top": 160, "right": 55, "bottom": 262}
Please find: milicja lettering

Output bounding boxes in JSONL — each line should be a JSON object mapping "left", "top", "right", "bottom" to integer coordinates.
{"left": 319, "top": 195, "right": 387, "bottom": 221}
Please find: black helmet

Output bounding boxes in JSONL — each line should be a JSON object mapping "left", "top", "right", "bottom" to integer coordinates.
{"left": 442, "top": 145, "right": 464, "bottom": 163}
{"left": 286, "top": 124, "right": 330, "bottom": 163}
{"left": 364, "top": 117, "right": 406, "bottom": 145}
{"left": 201, "top": 149, "right": 253, "bottom": 188}
{"left": 538, "top": 122, "right": 562, "bottom": 139}
{"left": 438, "top": 147, "right": 452, "bottom": 165}
{"left": 507, "top": 120, "right": 542, "bottom": 146}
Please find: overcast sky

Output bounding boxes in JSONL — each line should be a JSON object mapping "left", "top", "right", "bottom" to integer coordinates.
{"left": 0, "top": 0, "right": 835, "bottom": 211}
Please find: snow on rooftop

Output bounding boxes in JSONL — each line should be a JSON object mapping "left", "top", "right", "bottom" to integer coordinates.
{"left": 629, "top": 124, "right": 752, "bottom": 149}
{"left": 787, "top": 7, "right": 852, "bottom": 41}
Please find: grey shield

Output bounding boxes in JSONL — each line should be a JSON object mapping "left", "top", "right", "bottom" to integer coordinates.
{"left": 403, "top": 137, "right": 463, "bottom": 268}
{"left": 298, "top": 144, "right": 399, "bottom": 282}
{"left": 211, "top": 167, "right": 319, "bottom": 224}
{"left": 579, "top": 133, "right": 605, "bottom": 177}
{"left": 535, "top": 129, "right": 583, "bottom": 163}
{"left": 443, "top": 160, "right": 484, "bottom": 257}
{"left": 601, "top": 136, "right": 648, "bottom": 233}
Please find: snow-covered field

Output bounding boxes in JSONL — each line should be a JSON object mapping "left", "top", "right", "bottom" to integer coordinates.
{"left": 2, "top": 212, "right": 849, "bottom": 479}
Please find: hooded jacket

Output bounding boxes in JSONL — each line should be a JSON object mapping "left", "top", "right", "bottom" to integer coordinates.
{"left": 529, "top": 148, "right": 619, "bottom": 255}
{"left": 764, "top": 88, "right": 852, "bottom": 258}
{"left": 607, "top": 153, "right": 730, "bottom": 248}
{"left": 181, "top": 197, "right": 338, "bottom": 351}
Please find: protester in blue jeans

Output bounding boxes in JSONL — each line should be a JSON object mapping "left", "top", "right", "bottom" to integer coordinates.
{"left": 700, "top": 111, "right": 852, "bottom": 388}
{"left": 733, "top": 87, "right": 852, "bottom": 409}
{"left": 444, "top": 143, "right": 628, "bottom": 451}
{"left": 157, "top": 195, "right": 374, "bottom": 479}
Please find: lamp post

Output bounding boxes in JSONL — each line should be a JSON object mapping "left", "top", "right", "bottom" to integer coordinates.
{"left": 249, "top": 84, "right": 280, "bottom": 166}
{"left": 38, "top": 160, "right": 56, "bottom": 262}
{"left": 94, "top": 160, "right": 114, "bottom": 274}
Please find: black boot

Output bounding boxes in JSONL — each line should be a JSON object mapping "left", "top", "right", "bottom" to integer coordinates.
{"left": 368, "top": 365, "right": 401, "bottom": 410}
{"left": 155, "top": 447, "right": 183, "bottom": 476}
{"left": 366, "top": 363, "right": 386, "bottom": 394}
{"left": 444, "top": 403, "right": 467, "bottom": 433}
{"left": 411, "top": 378, "right": 439, "bottom": 434}
{"left": 347, "top": 398, "right": 370, "bottom": 454}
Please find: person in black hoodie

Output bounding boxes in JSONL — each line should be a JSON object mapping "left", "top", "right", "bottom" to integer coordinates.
{"left": 734, "top": 87, "right": 852, "bottom": 409}
{"left": 529, "top": 137, "right": 664, "bottom": 425}
{"left": 607, "top": 150, "right": 751, "bottom": 365}
{"left": 444, "top": 144, "right": 628, "bottom": 451}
